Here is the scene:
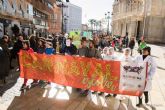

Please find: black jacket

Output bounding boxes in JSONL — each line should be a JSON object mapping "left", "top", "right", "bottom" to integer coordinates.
{"left": 129, "top": 40, "right": 135, "bottom": 49}
{"left": 12, "top": 40, "right": 23, "bottom": 58}
{"left": 0, "top": 40, "right": 10, "bottom": 79}
{"left": 65, "top": 44, "right": 77, "bottom": 55}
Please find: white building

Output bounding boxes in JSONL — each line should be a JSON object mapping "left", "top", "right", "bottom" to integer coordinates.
{"left": 63, "top": 3, "right": 82, "bottom": 33}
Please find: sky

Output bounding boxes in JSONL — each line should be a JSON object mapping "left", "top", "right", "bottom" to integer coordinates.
{"left": 68, "top": 0, "right": 114, "bottom": 24}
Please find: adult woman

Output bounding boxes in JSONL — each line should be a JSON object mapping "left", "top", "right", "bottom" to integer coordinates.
{"left": 0, "top": 35, "right": 10, "bottom": 85}
{"left": 128, "top": 37, "right": 135, "bottom": 56}
{"left": 135, "top": 46, "right": 156, "bottom": 107}
{"left": 87, "top": 40, "right": 101, "bottom": 58}
{"left": 64, "top": 38, "right": 77, "bottom": 55}
{"left": 80, "top": 40, "right": 101, "bottom": 96}
{"left": 37, "top": 37, "right": 45, "bottom": 54}
{"left": 29, "top": 35, "right": 37, "bottom": 52}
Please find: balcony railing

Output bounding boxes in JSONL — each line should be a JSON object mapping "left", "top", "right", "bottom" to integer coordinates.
{"left": 112, "top": 8, "right": 144, "bottom": 21}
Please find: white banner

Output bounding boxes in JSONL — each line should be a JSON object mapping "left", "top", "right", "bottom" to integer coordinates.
{"left": 119, "top": 62, "right": 147, "bottom": 92}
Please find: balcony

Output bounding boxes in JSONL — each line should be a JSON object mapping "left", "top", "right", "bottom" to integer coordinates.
{"left": 30, "top": 0, "right": 53, "bottom": 14}
{"left": 112, "top": 8, "right": 144, "bottom": 21}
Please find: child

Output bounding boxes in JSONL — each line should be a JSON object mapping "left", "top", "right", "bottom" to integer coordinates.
{"left": 120, "top": 48, "right": 133, "bottom": 62}
{"left": 41, "top": 40, "right": 56, "bottom": 88}
{"left": 20, "top": 40, "right": 34, "bottom": 90}
{"left": 45, "top": 40, "right": 55, "bottom": 55}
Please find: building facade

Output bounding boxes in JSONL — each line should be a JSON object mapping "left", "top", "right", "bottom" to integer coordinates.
{"left": 0, "top": 0, "right": 33, "bottom": 38}
{"left": 112, "top": 0, "right": 165, "bottom": 43}
{"left": 63, "top": 3, "right": 82, "bottom": 33}
{"left": 0, "top": 0, "right": 62, "bottom": 38}
{"left": 28, "top": 0, "right": 62, "bottom": 37}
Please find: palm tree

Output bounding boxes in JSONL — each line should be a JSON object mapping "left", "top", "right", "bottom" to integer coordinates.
{"left": 88, "top": 19, "right": 96, "bottom": 33}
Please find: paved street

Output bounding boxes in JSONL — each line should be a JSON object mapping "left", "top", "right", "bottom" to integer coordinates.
{"left": 0, "top": 44, "right": 165, "bottom": 110}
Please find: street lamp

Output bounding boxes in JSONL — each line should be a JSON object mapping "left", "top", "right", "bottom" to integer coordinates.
{"left": 105, "top": 11, "right": 111, "bottom": 35}
{"left": 56, "top": 0, "right": 69, "bottom": 34}
{"left": 63, "top": 15, "right": 69, "bottom": 33}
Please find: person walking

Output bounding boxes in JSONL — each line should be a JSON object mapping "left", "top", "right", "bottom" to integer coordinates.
{"left": 20, "top": 40, "right": 34, "bottom": 90}
{"left": 138, "top": 38, "right": 147, "bottom": 55}
{"left": 125, "top": 32, "right": 129, "bottom": 48}
{"left": 76, "top": 39, "right": 89, "bottom": 96}
{"left": 135, "top": 46, "right": 157, "bottom": 107}
{"left": 12, "top": 35, "right": 24, "bottom": 71}
{"left": 0, "top": 35, "right": 10, "bottom": 86}
{"left": 80, "top": 40, "right": 101, "bottom": 96}
{"left": 129, "top": 37, "right": 135, "bottom": 56}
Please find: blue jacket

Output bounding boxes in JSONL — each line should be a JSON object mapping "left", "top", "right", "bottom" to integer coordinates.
{"left": 45, "top": 48, "right": 55, "bottom": 55}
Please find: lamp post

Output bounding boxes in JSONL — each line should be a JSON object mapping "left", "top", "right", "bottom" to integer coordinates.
{"left": 105, "top": 11, "right": 110, "bottom": 35}
{"left": 56, "top": 0, "right": 69, "bottom": 34}
{"left": 63, "top": 15, "right": 69, "bottom": 33}
{"left": 142, "top": 0, "right": 147, "bottom": 37}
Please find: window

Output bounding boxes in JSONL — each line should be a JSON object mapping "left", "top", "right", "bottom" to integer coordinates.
{"left": 48, "top": 3, "right": 53, "bottom": 9}
{"left": 28, "top": 4, "right": 33, "bottom": 15}
{"left": 41, "top": 20, "right": 46, "bottom": 26}
{"left": 33, "top": 9, "right": 36, "bottom": 16}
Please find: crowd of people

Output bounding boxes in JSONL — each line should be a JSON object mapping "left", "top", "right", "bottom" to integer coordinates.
{"left": 0, "top": 33, "right": 156, "bottom": 107}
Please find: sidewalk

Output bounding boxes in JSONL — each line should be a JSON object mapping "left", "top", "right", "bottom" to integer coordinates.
{"left": 0, "top": 44, "right": 165, "bottom": 110}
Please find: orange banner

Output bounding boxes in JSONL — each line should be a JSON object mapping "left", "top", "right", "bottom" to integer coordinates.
{"left": 19, "top": 50, "right": 144, "bottom": 96}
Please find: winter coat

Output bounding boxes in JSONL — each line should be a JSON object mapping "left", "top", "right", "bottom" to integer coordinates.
{"left": 87, "top": 48, "right": 101, "bottom": 59}
{"left": 12, "top": 40, "right": 23, "bottom": 58}
{"left": 129, "top": 40, "right": 135, "bottom": 49}
{"left": 30, "top": 39, "right": 37, "bottom": 52}
{"left": 77, "top": 47, "right": 88, "bottom": 57}
{"left": 138, "top": 42, "right": 147, "bottom": 50}
{"left": 37, "top": 46, "right": 45, "bottom": 54}
{"left": 0, "top": 40, "right": 10, "bottom": 79}
{"left": 135, "top": 55, "right": 157, "bottom": 91}
{"left": 65, "top": 44, "right": 77, "bottom": 55}
{"left": 45, "top": 48, "right": 55, "bottom": 55}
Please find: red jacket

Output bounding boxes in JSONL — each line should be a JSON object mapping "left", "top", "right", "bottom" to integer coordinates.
{"left": 27, "top": 48, "right": 34, "bottom": 53}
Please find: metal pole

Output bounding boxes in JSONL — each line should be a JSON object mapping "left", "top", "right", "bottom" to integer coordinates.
{"left": 105, "top": 13, "right": 107, "bottom": 35}
{"left": 61, "top": 2, "right": 64, "bottom": 34}
{"left": 142, "top": 0, "right": 147, "bottom": 37}
{"left": 108, "top": 18, "right": 110, "bottom": 35}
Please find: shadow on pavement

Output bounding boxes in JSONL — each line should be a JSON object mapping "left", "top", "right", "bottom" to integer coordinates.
{"left": 6, "top": 85, "right": 140, "bottom": 110}
{"left": 0, "top": 72, "right": 19, "bottom": 96}
{"left": 157, "top": 66, "right": 165, "bottom": 71}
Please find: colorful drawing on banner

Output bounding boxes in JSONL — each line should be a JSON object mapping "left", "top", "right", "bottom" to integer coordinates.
{"left": 119, "top": 62, "right": 147, "bottom": 92}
